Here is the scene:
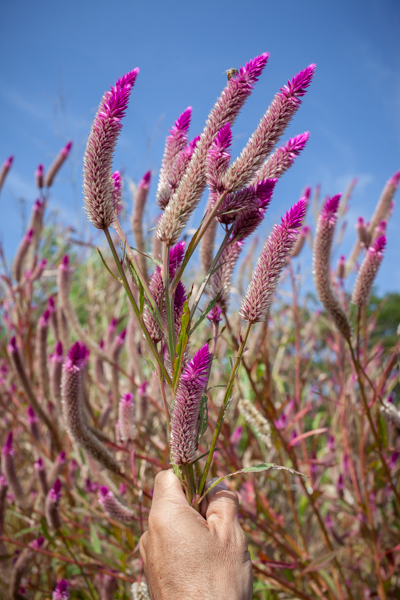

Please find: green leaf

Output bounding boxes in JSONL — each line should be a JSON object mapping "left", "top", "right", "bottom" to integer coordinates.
{"left": 143, "top": 357, "right": 156, "bottom": 373}
{"left": 199, "top": 463, "right": 307, "bottom": 502}
{"left": 198, "top": 394, "right": 208, "bottom": 439}
{"left": 189, "top": 294, "right": 220, "bottom": 336}
{"left": 97, "top": 248, "right": 121, "bottom": 283}
{"left": 193, "top": 448, "right": 220, "bottom": 463}
{"left": 172, "top": 291, "right": 192, "bottom": 391}
{"left": 90, "top": 524, "right": 101, "bottom": 555}
{"left": 300, "top": 550, "right": 339, "bottom": 575}
{"left": 130, "top": 245, "right": 162, "bottom": 268}
{"left": 40, "top": 517, "right": 54, "bottom": 545}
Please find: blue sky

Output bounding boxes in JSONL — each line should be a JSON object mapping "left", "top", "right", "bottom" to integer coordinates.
{"left": 0, "top": 0, "right": 399, "bottom": 296}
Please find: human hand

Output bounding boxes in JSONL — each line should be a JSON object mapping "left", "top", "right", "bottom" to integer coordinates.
{"left": 139, "top": 470, "right": 253, "bottom": 600}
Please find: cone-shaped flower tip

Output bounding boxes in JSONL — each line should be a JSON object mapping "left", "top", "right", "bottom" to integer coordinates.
{"left": 64, "top": 341, "right": 87, "bottom": 371}
{"left": 60, "top": 254, "right": 69, "bottom": 270}
{"left": 53, "top": 580, "right": 69, "bottom": 600}
{"left": 50, "top": 478, "right": 62, "bottom": 500}
{"left": 170, "top": 106, "right": 192, "bottom": 134}
{"left": 3, "top": 432, "right": 13, "bottom": 453}
{"left": 28, "top": 406, "right": 38, "bottom": 422}
{"left": 389, "top": 170, "right": 400, "bottom": 186}
{"left": 139, "top": 170, "right": 151, "bottom": 189}
{"left": 8, "top": 337, "right": 17, "bottom": 354}
{"left": 39, "top": 309, "right": 51, "bottom": 327}
{"left": 83, "top": 69, "right": 139, "bottom": 230}
{"left": 321, "top": 193, "right": 341, "bottom": 224}
{"left": 32, "top": 536, "right": 45, "bottom": 549}
{"left": 61, "top": 142, "right": 73, "bottom": 157}
{"left": 4, "top": 156, "right": 14, "bottom": 168}
{"left": 170, "top": 344, "right": 211, "bottom": 465}
{"left": 239, "top": 52, "right": 269, "bottom": 84}
{"left": 240, "top": 198, "right": 306, "bottom": 323}
{"left": 281, "top": 64, "right": 316, "bottom": 97}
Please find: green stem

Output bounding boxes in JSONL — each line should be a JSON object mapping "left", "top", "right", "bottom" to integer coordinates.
{"left": 104, "top": 228, "right": 172, "bottom": 387}
{"left": 170, "top": 190, "right": 229, "bottom": 294}
{"left": 163, "top": 243, "right": 176, "bottom": 363}
{"left": 198, "top": 321, "right": 252, "bottom": 496}
{"left": 113, "top": 218, "right": 164, "bottom": 332}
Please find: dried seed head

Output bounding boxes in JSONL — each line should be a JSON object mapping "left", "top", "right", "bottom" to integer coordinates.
{"left": 131, "top": 582, "right": 151, "bottom": 600}
{"left": 238, "top": 398, "right": 271, "bottom": 448}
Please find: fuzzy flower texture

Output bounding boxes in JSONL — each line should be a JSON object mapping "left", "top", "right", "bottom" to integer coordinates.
{"left": 83, "top": 69, "right": 139, "bottom": 229}
{"left": 170, "top": 345, "right": 211, "bottom": 465}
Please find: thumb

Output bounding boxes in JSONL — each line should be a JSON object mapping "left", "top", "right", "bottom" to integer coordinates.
{"left": 205, "top": 479, "right": 240, "bottom": 526}
{"left": 150, "top": 469, "right": 188, "bottom": 514}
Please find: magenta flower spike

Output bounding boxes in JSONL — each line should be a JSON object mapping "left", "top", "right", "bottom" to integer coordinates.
{"left": 28, "top": 406, "right": 41, "bottom": 442}
{"left": 352, "top": 235, "right": 386, "bottom": 306}
{"left": 45, "top": 478, "right": 62, "bottom": 530}
{"left": 34, "top": 457, "right": 49, "bottom": 496}
{"left": 0, "top": 155, "right": 13, "bottom": 192}
{"left": 45, "top": 141, "right": 73, "bottom": 187}
{"left": 356, "top": 216, "right": 370, "bottom": 248}
{"left": 313, "top": 194, "right": 351, "bottom": 340}
{"left": 222, "top": 65, "right": 315, "bottom": 192}
{"left": 157, "top": 107, "right": 192, "bottom": 209}
{"left": 240, "top": 198, "right": 307, "bottom": 323}
{"left": 118, "top": 393, "right": 136, "bottom": 442}
{"left": 368, "top": 170, "right": 400, "bottom": 235}
{"left": 137, "top": 380, "right": 149, "bottom": 422}
{"left": 255, "top": 132, "right": 310, "bottom": 182}
{"left": 53, "top": 580, "right": 69, "bottom": 600}
{"left": 206, "top": 122, "right": 232, "bottom": 195}
{"left": 50, "top": 341, "right": 64, "bottom": 403}
{"left": 35, "top": 164, "right": 44, "bottom": 188}
{"left": 12, "top": 228, "right": 34, "bottom": 282}
{"left": 0, "top": 474, "right": 8, "bottom": 532}
{"left": 2, "top": 432, "right": 24, "bottom": 503}
{"left": 83, "top": 69, "right": 139, "bottom": 229}
{"left": 61, "top": 342, "right": 120, "bottom": 473}
{"left": 9, "top": 536, "right": 44, "bottom": 599}
{"left": 98, "top": 486, "right": 136, "bottom": 523}
{"left": 336, "top": 255, "right": 346, "bottom": 280}
{"left": 144, "top": 242, "right": 185, "bottom": 342}
{"left": 132, "top": 169, "right": 152, "bottom": 278}
{"left": 291, "top": 224, "right": 311, "bottom": 258}
{"left": 170, "top": 344, "right": 211, "bottom": 465}
{"left": 157, "top": 53, "right": 269, "bottom": 244}
{"left": 209, "top": 240, "right": 243, "bottom": 312}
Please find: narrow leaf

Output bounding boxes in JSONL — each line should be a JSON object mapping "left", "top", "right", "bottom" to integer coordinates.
{"left": 97, "top": 248, "right": 121, "bottom": 283}
{"left": 199, "top": 463, "right": 307, "bottom": 502}
{"left": 189, "top": 294, "right": 220, "bottom": 336}
{"left": 300, "top": 550, "right": 339, "bottom": 575}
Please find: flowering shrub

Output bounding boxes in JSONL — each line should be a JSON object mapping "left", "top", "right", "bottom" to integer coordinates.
{"left": 0, "top": 52, "right": 399, "bottom": 599}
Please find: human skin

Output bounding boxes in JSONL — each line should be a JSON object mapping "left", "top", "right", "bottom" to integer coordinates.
{"left": 139, "top": 470, "right": 253, "bottom": 600}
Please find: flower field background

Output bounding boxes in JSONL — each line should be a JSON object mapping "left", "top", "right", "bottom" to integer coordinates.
{"left": 0, "top": 53, "right": 399, "bottom": 600}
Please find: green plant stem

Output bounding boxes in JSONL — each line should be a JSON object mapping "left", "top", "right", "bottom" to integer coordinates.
{"left": 190, "top": 227, "right": 233, "bottom": 319}
{"left": 104, "top": 227, "right": 172, "bottom": 387}
{"left": 113, "top": 218, "right": 164, "bottom": 332}
{"left": 163, "top": 243, "right": 176, "bottom": 362}
{"left": 170, "top": 190, "right": 229, "bottom": 294}
{"left": 198, "top": 320, "right": 252, "bottom": 497}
